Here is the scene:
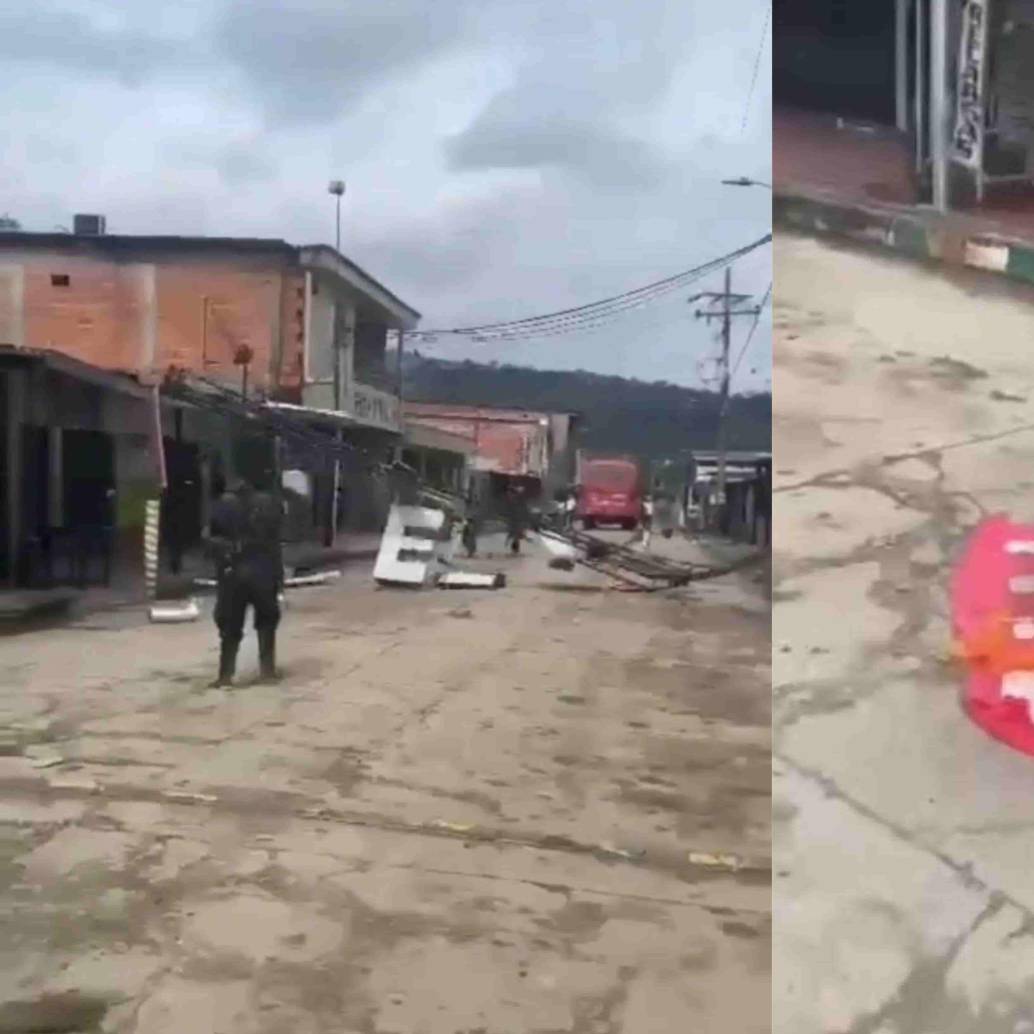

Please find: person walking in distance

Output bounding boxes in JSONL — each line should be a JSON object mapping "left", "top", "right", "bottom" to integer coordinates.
{"left": 563, "top": 485, "right": 578, "bottom": 531}
{"left": 206, "top": 477, "right": 284, "bottom": 687}
{"left": 461, "top": 484, "right": 480, "bottom": 558}
{"left": 640, "top": 493, "right": 654, "bottom": 552}
{"left": 505, "top": 483, "right": 529, "bottom": 555}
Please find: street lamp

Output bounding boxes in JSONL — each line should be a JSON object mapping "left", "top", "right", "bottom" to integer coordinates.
{"left": 328, "top": 179, "right": 346, "bottom": 251}
{"left": 721, "top": 176, "right": 772, "bottom": 189}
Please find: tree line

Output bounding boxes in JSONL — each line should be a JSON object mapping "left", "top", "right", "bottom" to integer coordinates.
{"left": 401, "top": 353, "right": 771, "bottom": 462}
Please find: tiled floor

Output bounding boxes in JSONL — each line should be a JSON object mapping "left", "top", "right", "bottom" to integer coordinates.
{"left": 774, "top": 106, "right": 918, "bottom": 206}
{"left": 775, "top": 105, "right": 1034, "bottom": 243}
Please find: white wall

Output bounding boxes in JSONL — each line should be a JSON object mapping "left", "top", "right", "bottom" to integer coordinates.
{"left": 304, "top": 273, "right": 356, "bottom": 413}
{"left": 307, "top": 274, "right": 337, "bottom": 384}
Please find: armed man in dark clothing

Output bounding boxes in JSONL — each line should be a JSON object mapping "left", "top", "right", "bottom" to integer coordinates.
{"left": 206, "top": 478, "right": 284, "bottom": 687}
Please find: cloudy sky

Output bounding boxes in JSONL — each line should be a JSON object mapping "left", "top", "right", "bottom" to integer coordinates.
{"left": 1, "top": 0, "right": 772, "bottom": 391}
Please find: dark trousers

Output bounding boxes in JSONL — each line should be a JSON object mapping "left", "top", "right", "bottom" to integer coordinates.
{"left": 212, "top": 566, "right": 280, "bottom": 682}
{"left": 215, "top": 571, "right": 280, "bottom": 645}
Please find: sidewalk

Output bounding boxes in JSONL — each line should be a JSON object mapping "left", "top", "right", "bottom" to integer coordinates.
{"left": 775, "top": 107, "right": 1034, "bottom": 287}
{"left": 775, "top": 191, "right": 1034, "bottom": 286}
{"left": 157, "top": 532, "right": 382, "bottom": 598}
{"left": 0, "top": 533, "right": 384, "bottom": 624}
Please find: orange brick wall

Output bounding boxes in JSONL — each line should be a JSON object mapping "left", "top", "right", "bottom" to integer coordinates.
{"left": 0, "top": 248, "right": 304, "bottom": 394}
{"left": 17, "top": 253, "right": 149, "bottom": 371}
{"left": 155, "top": 265, "right": 284, "bottom": 390}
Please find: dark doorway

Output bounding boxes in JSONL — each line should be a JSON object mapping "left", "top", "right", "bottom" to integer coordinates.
{"left": 161, "top": 438, "right": 202, "bottom": 574}
{"left": 51, "top": 429, "right": 116, "bottom": 588}
{"left": 774, "top": 0, "right": 898, "bottom": 124}
{"left": 233, "top": 435, "right": 275, "bottom": 491}
{"left": 63, "top": 430, "right": 115, "bottom": 528}
{"left": 20, "top": 428, "right": 50, "bottom": 541}
{"left": 17, "top": 427, "right": 50, "bottom": 584}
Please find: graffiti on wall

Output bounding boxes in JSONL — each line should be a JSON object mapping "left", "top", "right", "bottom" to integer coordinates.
{"left": 953, "top": 0, "right": 989, "bottom": 169}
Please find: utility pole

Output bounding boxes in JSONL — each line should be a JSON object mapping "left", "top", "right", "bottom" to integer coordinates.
{"left": 690, "top": 267, "right": 761, "bottom": 527}
{"left": 930, "top": 0, "right": 950, "bottom": 212}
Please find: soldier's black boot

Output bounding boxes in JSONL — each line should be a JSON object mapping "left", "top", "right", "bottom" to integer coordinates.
{"left": 256, "top": 628, "right": 279, "bottom": 683}
{"left": 210, "top": 638, "right": 239, "bottom": 688}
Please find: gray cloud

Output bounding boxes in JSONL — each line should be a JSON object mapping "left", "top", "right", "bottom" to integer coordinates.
{"left": 439, "top": 5, "right": 700, "bottom": 188}
{"left": 213, "top": 0, "right": 479, "bottom": 126}
{"left": 355, "top": 186, "right": 541, "bottom": 295}
{"left": 446, "top": 110, "right": 666, "bottom": 189}
{"left": 1, "top": 0, "right": 771, "bottom": 388}
{"left": 162, "top": 137, "right": 279, "bottom": 189}
{"left": 216, "top": 145, "right": 278, "bottom": 188}
{"left": 0, "top": 6, "right": 183, "bottom": 85}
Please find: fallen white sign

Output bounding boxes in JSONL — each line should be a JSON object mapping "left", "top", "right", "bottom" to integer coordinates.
{"left": 373, "top": 505, "right": 451, "bottom": 587}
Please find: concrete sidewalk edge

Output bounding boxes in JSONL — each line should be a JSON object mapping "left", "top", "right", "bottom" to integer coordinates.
{"left": 774, "top": 191, "right": 1034, "bottom": 286}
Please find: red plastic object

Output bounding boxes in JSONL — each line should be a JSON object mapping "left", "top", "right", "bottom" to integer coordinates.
{"left": 952, "top": 515, "right": 1034, "bottom": 756}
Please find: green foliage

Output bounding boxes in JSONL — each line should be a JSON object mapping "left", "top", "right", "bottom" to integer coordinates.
{"left": 402, "top": 354, "right": 770, "bottom": 462}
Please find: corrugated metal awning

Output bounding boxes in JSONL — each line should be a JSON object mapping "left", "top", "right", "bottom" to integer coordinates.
{"left": 0, "top": 345, "right": 151, "bottom": 399}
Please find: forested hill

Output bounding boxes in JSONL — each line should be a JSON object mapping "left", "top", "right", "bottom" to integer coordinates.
{"left": 400, "top": 354, "right": 771, "bottom": 461}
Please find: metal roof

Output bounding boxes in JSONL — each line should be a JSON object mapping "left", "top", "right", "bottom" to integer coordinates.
{"left": 0, "top": 344, "right": 152, "bottom": 398}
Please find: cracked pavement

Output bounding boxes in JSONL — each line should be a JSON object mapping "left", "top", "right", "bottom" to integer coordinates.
{"left": 0, "top": 532, "right": 769, "bottom": 1033}
{"left": 774, "top": 232, "right": 1034, "bottom": 1034}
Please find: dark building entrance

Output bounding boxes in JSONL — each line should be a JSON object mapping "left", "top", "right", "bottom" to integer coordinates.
{"left": 774, "top": 0, "right": 899, "bottom": 124}
{"left": 63, "top": 430, "right": 115, "bottom": 529}
{"left": 161, "top": 438, "right": 203, "bottom": 574}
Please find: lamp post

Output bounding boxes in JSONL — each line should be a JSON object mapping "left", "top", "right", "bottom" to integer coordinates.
{"left": 328, "top": 179, "right": 346, "bottom": 251}
{"left": 721, "top": 177, "right": 772, "bottom": 189}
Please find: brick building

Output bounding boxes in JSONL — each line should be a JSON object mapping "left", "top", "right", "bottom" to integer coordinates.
{"left": 403, "top": 402, "right": 580, "bottom": 515}
{"left": 0, "top": 223, "right": 420, "bottom": 588}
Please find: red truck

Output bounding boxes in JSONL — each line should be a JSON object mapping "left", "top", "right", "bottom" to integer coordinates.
{"left": 575, "top": 452, "right": 643, "bottom": 530}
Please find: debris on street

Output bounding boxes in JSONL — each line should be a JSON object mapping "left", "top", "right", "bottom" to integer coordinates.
{"left": 148, "top": 598, "right": 201, "bottom": 623}
{"left": 25, "top": 751, "right": 64, "bottom": 769}
{"left": 373, "top": 504, "right": 451, "bottom": 587}
{"left": 284, "top": 570, "right": 341, "bottom": 588}
{"left": 438, "top": 571, "right": 506, "bottom": 590}
{"left": 688, "top": 850, "right": 745, "bottom": 872}
{"left": 534, "top": 527, "right": 761, "bottom": 592}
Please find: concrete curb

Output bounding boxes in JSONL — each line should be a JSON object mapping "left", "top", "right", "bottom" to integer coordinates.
{"left": 774, "top": 191, "right": 1034, "bottom": 287}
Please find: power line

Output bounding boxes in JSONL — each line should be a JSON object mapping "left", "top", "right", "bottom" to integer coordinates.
{"left": 421, "top": 293, "right": 708, "bottom": 361}
{"left": 414, "top": 235, "right": 769, "bottom": 339}
{"left": 408, "top": 234, "right": 771, "bottom": 342}
{"left": 730, "top": 280, "right": 771, "bottom": 381}
{"left": 430, "top": 263, "right": 730, "bottom": 345}
{"left": 740, "top": 2, "right": 771, "bottom": 134}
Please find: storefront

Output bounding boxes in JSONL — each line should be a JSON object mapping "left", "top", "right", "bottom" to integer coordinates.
{"left": 775, "top": 0, "right": 1034, "bottom": 210}
{"left": 0, "top": 347, "right": 161, "bottom": 590}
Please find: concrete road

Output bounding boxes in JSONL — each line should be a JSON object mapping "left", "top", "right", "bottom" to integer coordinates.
{"left": 775, "top": 232, "right": 1034, "bottom": 1034}
{"left": 0, "top": 533, "right": 769, "bottom": 1033}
